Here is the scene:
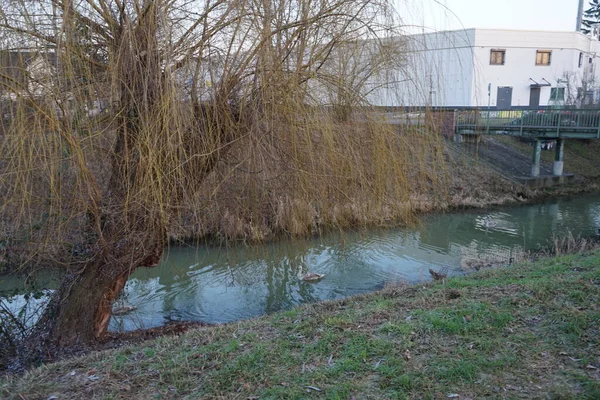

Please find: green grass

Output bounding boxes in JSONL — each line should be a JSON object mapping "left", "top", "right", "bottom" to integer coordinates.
{"left": 2, "top": 252, "right": 600, "bottom": 399}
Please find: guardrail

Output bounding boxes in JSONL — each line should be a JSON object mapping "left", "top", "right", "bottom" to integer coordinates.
{"left": 456, "top": 109, "right": 600, "bottom": 139}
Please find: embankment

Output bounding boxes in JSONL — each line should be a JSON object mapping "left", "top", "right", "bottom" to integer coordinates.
{"left": 2, "top": 134, "right": 600, "bottom": 276}
{"left": 2, "top": 250, "right": 599, "bottom": 398}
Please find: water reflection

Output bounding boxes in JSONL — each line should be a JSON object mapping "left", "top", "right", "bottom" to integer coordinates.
{"left": 110, "top": 194, "right": 600, "bottom": 331}
{"left": 2, "top": 194, "right": 600, "bottom": 332}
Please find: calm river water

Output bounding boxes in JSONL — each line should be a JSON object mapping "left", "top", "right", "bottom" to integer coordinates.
{"left": 3, "top": 193, "right": 600, "bottom": 332}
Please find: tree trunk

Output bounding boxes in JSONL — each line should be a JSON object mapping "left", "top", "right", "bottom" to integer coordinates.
{"left": 18, "top": 239, "right": 162, "bottom": 366}
{"left": 45, "top": 259, "right": 134, "bottom": 346}
{"left": 29, "top": 0, "right": 167, "bottom": 350}
{"left": 16, "top": 1, "right": 235, "bottom": 367}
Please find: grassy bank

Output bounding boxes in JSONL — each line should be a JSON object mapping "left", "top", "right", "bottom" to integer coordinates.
{"left": 494, "top": 136, "right": 600, "bottom": 178}
{"left": 2, "top": 252, "right": 599, "bottom": 399}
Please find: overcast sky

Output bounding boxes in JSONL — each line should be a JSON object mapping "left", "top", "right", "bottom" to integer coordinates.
{"left": 398, "top": 0, "right": 582, "bottom": 33}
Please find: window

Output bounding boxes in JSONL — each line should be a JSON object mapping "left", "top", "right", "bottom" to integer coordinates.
{"left": 490, "top": 49, "right": 506, "bottom": 65}
{"left": 579, "top": 52, "right": 583, "bottom": 68}
{"left": 550, "top": 87, "right": 565, "bottom": 101}
{"left": 536, "top": 50, "right": 552, "bottom": 66}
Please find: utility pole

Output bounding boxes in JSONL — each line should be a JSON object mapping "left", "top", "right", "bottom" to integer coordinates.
{"left": 486, "top": 83, "right": 491, "bottom": 136}
{"left": 576, "top": 0, "right": 584, "bottom": 32}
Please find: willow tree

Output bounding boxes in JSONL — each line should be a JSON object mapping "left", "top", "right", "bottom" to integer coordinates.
{"left": 0, "top": 0, "right": 447, "bottom": 362}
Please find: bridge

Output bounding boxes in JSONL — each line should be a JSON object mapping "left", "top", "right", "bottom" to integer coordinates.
{"left": 452, "top": 108, "right": 600, "bottom": 178}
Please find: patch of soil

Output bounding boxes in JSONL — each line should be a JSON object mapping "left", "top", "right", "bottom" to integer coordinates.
{"left": 464, "top": 138, "right": 555, "bottom": 178}
{"left": 2, "top": 321, "right": 210, "bottom": 375}
{"left": 98, "top": 321, "right": 210, "bottom": 350}
{"left": 98, "top": 321, "right": 211, "bottom": 349}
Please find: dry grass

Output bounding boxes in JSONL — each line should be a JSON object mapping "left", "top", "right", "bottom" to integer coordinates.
{"left": 544, "top": 231, "right": 600, "bottom": 257}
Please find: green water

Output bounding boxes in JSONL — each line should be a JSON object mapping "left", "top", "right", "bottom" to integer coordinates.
{"left": 3, "top": 193, "right": 600, "bottom": 332}
{"left": 110, "top": 193, "right": 600, "bottom": 331}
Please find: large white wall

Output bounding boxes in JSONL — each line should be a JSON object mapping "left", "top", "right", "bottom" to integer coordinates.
{"left": 470, "top": 29, "right": 600, "bottom": 108}
{"left": 369, "top": 29, "right": 476, "bottom": 107}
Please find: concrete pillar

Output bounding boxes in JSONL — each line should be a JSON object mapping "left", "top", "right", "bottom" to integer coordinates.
{"left": 531, "top": 139, "right": 541, "bottom": 177}
{"left": 553, "top": 139, "right": 565, "bottom": 176}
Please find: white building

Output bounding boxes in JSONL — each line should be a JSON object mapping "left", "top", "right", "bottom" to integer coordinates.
{"left": 372, "top": 28, "right": 600, "bottom": 108}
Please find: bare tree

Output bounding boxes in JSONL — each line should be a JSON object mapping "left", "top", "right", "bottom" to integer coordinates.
{"left": 560, "top": 70, "right": 598, "bottom": 107}
{"left": 0, "top": 0, "right": 447, "bottom": 365}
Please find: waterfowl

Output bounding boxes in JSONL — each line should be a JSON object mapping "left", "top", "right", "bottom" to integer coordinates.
{"left": 112, "top": 304, "right": 137, "bottom": 315}
{"left": 483, "top": 215, "right": 497, "bottom": 229}
{"left": 428, "top": 268, "right": 447, "bottom": 281}
{"left": 301, "top": 272, "right": 325, "bottom": 282}
{"left": 460, "top": 257, "right": 482, "bottom": 271}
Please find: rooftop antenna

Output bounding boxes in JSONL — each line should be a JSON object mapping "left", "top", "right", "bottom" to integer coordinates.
{"left": 577, "top": 0, "right": 584, "bottom": 32}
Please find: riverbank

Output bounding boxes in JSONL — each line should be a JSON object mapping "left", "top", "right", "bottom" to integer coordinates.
{"left": 3, "top": 251, "right": 599, "bottom": 399}
{"left": 2, "top": 135, "right": 599, "bottom": 277}
{"left": 170, "top": 137, "right": 600, "bottom": 245}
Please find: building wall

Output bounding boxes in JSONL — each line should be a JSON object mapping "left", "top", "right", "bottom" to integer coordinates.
{"left": 470, "top": 29, "right": 600, "bottom": 108}
{"left": 368, "top": 29, "right": 476, "bottom": 107}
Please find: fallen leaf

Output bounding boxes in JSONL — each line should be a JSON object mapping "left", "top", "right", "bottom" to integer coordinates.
{"left": 404, "top": 350, "right": 411, "bottom": 360}
{"left": 447, "top": 394, "right": 459, "bottom": 398}
{"left": 586, "top": 365, "right": 598, "bottom": 370}
{"left": 305, "top": 386, "right": 321, "bottom": 392}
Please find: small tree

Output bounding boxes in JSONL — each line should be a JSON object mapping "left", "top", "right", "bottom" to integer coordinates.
{"left": 582, "top": 0, "right": 600, "bottom": 35}
{"left": 560, "top": 69, "right": 597, "bottom": 107}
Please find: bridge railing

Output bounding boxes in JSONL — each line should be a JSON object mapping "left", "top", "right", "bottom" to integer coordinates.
{"left": 456, "top": 108, "right": 600, "bottom": 137}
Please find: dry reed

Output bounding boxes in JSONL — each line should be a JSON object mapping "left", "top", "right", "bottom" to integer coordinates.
{"left": 0, "top": 0, "right": 450, "bottom": 270}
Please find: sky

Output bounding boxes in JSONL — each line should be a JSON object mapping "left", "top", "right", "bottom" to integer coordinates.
{"left": 398, "top": 0, "right": 582, "bottom": 33}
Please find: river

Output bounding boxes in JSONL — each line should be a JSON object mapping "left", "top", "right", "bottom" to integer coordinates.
{"left": 2, "top": 193, "right": 600, "bottom": 332}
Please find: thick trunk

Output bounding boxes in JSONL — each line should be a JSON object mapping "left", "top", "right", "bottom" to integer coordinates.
{"left": 16, "top": 1, "right": 233, "bottom": 368}
{"left": 19, "top": 240, "right": 163, "bottom": 367}
{"left": 45, "top": 260, "right": 133, "bottom": 346}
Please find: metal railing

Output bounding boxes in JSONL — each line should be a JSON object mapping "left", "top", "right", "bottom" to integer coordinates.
{"left": 456, "top": 108, "right": 600, "bottom": 139}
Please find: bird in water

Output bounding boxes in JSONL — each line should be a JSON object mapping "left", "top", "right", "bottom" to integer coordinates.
{"left": 428, "top": 267, "right": 448, "bottom": 281}
{"left": 112, "top": 304, "right": 137, "bottom": 315}
{"left": 301, "top": 272, "right": 325, "bottom": 282}
{"left": 483, "top": 215, "right": 497, "bottom": 229}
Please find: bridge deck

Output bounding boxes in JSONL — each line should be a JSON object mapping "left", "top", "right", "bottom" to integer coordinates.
{"left": 455, "top": 109, "right": 600, "bottom": 139}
